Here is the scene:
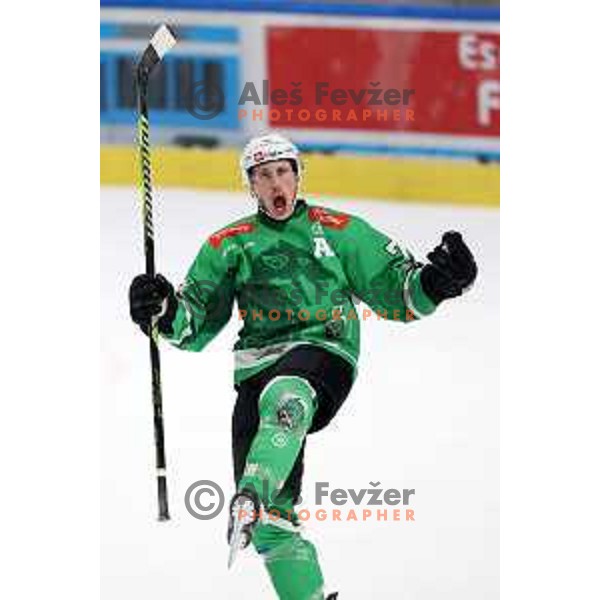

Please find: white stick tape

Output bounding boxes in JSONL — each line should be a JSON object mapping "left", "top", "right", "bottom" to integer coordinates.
{"left": 150, "top": 24, "right": 177, "bottom": 59}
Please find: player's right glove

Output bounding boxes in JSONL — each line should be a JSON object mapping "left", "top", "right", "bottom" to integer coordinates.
{"left": 420, "top": 231, "right": 477, "bottom": 304}
{"left": 129, "top": 273, "right": 177, "bottom": 335}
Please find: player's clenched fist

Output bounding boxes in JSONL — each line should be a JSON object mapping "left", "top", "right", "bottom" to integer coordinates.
{"left": 420, "top": 231, "right": 478, "bottom": 304}
{"left": 129, "top": 273, "right": 177, "bottom": 333}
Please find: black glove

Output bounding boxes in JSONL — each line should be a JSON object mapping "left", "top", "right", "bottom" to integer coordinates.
{"left": 420, "top": 231, "right": 477, "bottom": 305}
{"left": 129, "top": 274, "right": 177, "bottom": 334}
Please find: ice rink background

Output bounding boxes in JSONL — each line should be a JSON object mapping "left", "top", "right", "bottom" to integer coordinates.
{"left": 101, "top": 186, "right": 499, "bottom": 599}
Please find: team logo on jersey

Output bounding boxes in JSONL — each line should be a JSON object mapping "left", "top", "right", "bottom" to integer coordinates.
{"left": 209, "top": 222, "right": 254, "bottom": 248}
{"left": 253, "top": 241, "right": 331, "bottom": 281}
{"left": 311, "top": 222, "right": 324, "bottom": 235}
{"left": 308, "top": 207, "right": 350, "bottom": 230}
{"left": 261, "top": 254, "right": 289, "bottom": 271}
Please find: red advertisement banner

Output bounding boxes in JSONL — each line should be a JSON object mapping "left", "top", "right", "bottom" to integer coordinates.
{"left": 266, "top": 26, "right": 499, "bottom": 137}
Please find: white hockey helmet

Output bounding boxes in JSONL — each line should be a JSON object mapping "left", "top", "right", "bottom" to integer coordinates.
{"left": 240, "top": 133, "right": 302, "bottom": 187}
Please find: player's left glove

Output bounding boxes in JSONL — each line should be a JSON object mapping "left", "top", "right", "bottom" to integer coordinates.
{"left": 420, "top": 231, "right": 477, "bottom": 304}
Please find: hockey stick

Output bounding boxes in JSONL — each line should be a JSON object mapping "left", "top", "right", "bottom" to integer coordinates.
{"left": 134, "top": 24, "right": 177, "bottom": 521}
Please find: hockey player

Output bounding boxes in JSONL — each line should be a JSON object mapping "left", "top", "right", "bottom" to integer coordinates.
{"left": 128, "top": 133, "right": 477, "bottom": 599}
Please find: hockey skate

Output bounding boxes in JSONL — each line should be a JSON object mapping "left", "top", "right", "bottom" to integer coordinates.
{"left": 227, "top": 489, "right": 260, "bottom": 568}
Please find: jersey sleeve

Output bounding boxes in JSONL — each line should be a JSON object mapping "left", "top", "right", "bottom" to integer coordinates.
{"left": 160, "top": 238, "right": 236, "bottom": 351}
{"left": 338, "top": 215, "right": 437, "bottom": 322}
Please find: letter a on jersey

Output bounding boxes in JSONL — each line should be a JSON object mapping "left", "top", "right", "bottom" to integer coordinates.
{"left": 314, "top": 236, "right": 335, "bottom": 258}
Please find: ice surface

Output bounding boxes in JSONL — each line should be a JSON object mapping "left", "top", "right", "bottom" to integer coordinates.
{"left": 101, "top": 187, "right": 499, "bottom": 599}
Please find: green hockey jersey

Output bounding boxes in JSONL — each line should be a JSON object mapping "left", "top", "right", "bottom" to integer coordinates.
{"left": 161, "top": 199, "right": 437, "bottom": 383}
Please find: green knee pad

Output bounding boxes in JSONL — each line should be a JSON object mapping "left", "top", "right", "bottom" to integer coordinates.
{"left": 253, "top": 522, "right": 325, "bottom": 600}
{"left": 239, "top": 376, "right": 317, "bottom": 506}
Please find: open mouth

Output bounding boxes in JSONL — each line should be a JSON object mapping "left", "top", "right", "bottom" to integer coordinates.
{"left": 273, "top": 195, "right": 287, "bottom": 214}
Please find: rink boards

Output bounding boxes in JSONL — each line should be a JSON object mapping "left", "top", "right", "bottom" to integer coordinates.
{"left": 100, "top": 146, "right": 500, "bottom": 207}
